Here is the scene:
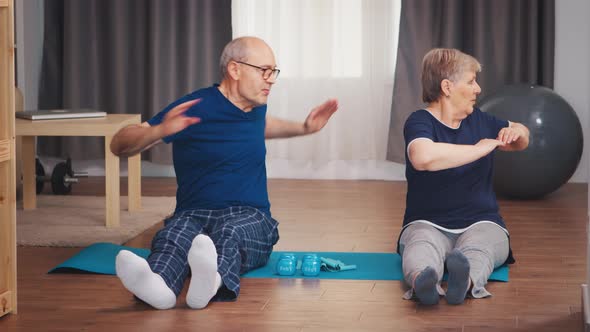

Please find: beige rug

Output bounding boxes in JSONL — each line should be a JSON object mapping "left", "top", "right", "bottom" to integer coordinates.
{"left": 17, "top": 195, "right": 176, "bottom": 247}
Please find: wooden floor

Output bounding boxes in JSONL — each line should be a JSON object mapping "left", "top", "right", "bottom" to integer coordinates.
{"left": 1, "top": 178, "right": 587, "bottom": 331}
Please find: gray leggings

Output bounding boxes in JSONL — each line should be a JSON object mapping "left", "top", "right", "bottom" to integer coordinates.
{"left": 399, "top": 222, "right": 509, "bottom": 298}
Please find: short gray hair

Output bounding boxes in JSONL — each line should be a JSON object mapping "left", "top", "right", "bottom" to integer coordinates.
{"left": 219, "top": 37, "right": 251, "bottom": 79}
{"left": 421, "top": 48, "right": 482, "bottom": 103}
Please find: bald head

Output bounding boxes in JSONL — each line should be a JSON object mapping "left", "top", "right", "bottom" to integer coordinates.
{"left": 219, "top": 37, "right": 273, "bottom": 79}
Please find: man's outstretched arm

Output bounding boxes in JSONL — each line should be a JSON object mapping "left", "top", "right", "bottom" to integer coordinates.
{"left": 265, "top": 99, "right": 338, "bottom": 139}
{"left": 110, "top": 99, "right": 201, "bottom": 157}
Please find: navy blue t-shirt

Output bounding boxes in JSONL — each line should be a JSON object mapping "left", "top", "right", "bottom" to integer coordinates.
{"left": 148, "top": 85, "right": 271, "bottom": 216}
{"left": 403, "top": 108, "right": 509, "bottom": 229}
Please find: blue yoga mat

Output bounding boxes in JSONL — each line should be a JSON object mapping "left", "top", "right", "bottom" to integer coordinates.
{"left": 48, "top": 242, "right": 509, "bottom": 281}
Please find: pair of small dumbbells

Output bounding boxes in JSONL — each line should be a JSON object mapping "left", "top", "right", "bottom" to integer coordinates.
{"left": 276, "top": 253, "right": 321, "bottom": 277}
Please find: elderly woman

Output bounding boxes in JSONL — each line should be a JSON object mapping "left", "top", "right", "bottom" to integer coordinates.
{"left": 397, "top": 48, "right": 530, "bottom": 305}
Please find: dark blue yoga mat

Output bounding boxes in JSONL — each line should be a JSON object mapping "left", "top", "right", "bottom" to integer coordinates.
{"left": 48, "top": 242, "right": 509, "bottom": 281}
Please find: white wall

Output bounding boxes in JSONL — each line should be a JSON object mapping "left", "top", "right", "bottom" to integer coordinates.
{"left": 554, "top": 0, "right": 590, "bottom": 183}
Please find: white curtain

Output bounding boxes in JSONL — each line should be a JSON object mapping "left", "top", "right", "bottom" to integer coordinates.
{"left": 232, "top": 0, "right": 404, "bottom": 180}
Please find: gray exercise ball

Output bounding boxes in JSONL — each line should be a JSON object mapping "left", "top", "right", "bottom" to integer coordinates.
{"left": 478, "top": 84, "right": 583, "bottom": 199}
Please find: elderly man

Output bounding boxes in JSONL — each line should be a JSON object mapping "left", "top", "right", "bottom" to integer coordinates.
{"left": 110, "top": 36, "right": 338, "bottom": 310}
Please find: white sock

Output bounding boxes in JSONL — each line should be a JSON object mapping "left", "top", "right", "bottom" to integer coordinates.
{"left": 186, "top": 234, "right": 222, "bottom": 309}
{"left": 115, "top": 250, "right": 176, "bottom": 310}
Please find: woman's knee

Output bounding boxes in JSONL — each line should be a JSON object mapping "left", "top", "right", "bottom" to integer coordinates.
{"left": 401, "top": 223, "right": 440, "bottom": 243}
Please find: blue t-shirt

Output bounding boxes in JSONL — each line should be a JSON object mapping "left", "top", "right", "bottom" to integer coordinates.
{"left": 147, "top": 85, "right": 271, "bottom": 216}
{"left": 403, "top": 108, "right": 509, "bottom": 229}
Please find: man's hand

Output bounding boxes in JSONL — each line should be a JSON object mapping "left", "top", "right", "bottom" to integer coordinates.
{"left": 303, "top": 99, "right": 338, "bottom": 134}
{"left": 110, "top": 98, "right": 202, "bottom": 157}
{"left": 160, "top": 99, "right": 202, "bottom": 137}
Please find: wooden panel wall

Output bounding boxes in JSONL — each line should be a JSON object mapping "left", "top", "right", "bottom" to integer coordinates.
{"left": 0, "top": 0, "right": 17, "bottom": 317}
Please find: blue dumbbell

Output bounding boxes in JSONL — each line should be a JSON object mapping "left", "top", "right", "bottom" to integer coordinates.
{"left": 306, "top": 254, "right": 320, "bottom": 262}
{"left": 301, "top": 253, "right": 321, "bottom": 277}
{"left": 276, "top": 253, "right": 297, "bottom": 276}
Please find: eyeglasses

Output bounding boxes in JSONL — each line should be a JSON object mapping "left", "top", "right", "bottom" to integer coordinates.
{"left": 235, "top": 61, "right": 280, "bottom": 80}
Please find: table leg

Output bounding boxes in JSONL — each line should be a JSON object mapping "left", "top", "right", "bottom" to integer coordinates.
{"left": 127, "top": 154, "right": 141, "bottom": 211}
{"left": 104, "top": 136, "right": 120, "bottom": 228}
{"left": 21, "top": 136, "right": 36, "bottom": 210}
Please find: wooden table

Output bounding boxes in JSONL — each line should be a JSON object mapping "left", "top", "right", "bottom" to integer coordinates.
{"left": 16, "top": 114, "right": 142, "bottom": 228}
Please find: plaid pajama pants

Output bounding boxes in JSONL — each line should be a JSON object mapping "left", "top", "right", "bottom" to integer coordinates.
{"left": 147, "top": 206, "right": 280, "bottom": 301}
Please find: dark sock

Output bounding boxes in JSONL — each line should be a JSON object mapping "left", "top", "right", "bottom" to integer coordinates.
{"left": 413, "top": 266, "right": 439, "bottom": 305}
{"left": 446, "top": 249, "right": 470, "bottom": 305}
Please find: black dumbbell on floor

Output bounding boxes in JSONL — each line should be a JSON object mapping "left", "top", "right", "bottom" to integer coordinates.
{"left": 35, "top": 157, "right": 88, "bottom": 195}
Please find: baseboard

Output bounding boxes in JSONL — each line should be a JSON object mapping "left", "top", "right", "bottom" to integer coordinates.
{"left": 582, "top": 284, "right": 590, "bottom": 331}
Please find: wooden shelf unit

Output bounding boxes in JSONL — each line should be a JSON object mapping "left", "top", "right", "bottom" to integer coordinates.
{"left": 0, "top": 0, "right": 17, "bottom": 317}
